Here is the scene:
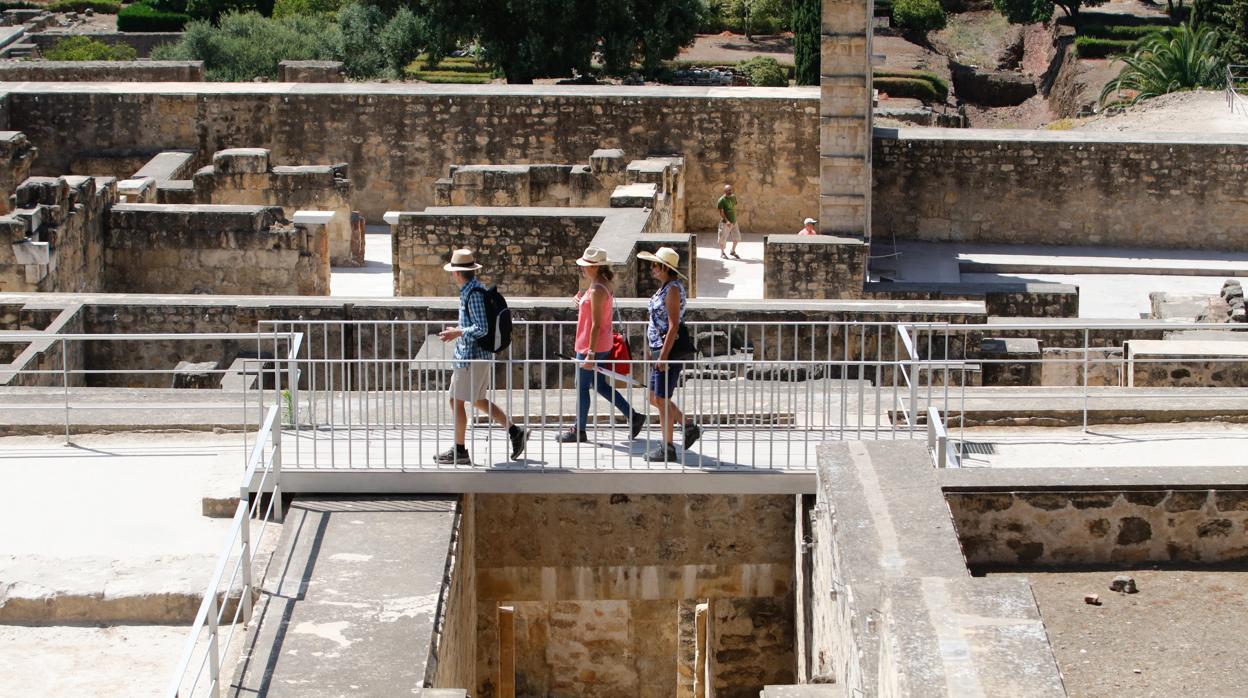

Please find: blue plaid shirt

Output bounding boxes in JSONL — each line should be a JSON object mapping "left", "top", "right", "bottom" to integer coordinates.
{"left": 453, "top": 277, "right": 491, "bottom": 368}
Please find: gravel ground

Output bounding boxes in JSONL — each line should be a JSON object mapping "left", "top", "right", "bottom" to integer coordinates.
{"left": 1075, "top": 90, "right": 1248, "bottom": 134}
{"left": 676, "top": 33, "right": 794, "bottom": 66}
{"left": 993, "top": 568, "right": 1248, "bottom": 697}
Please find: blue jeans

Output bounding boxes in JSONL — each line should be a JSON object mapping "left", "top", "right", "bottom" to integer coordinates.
{"left": 575, "top": 351, "right": 636, "bottom": 430}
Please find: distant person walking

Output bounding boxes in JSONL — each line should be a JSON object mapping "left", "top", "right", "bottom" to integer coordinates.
{"left": 557, "top": 246, "right": 646, "bottom": 444}
{"left": 716, "top": 184, "right": 741, "bottom": 260}
{"left": 434, "top": 248, "right": 529, "bottom": 465}
{"left": 798, "top": 217, "right": 818, "bottom": 235}
{"left": 638, "top": 247, "right": 701, "bottom": 462}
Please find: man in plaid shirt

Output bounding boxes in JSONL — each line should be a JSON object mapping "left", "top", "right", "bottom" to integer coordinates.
{"left": 435, "top": 248, "right": 529, "bottom": 465}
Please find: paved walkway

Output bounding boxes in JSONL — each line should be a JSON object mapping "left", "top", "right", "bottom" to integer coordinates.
{"left": 695, "top": 231, "right": 766, "bottom": 298}
{"left": 330, "top": 226, "right": 392, "bottom": 297}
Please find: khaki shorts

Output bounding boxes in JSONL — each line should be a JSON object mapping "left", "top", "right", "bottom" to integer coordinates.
{"left": 717, "top": 221, "right": 741, "bottom": 246}
{"left": 449, "top": 361, "right": 492, "bottom": 403}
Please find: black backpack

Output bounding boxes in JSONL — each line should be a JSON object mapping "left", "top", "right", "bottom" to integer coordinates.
{"left": 470, "top": 285, "right": 513, "bottom": 354}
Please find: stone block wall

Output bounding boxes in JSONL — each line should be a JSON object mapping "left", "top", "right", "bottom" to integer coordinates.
{"left": 0, "top": 175, "right": 114, "bottom": 293}
{"left": 0, "top": 131, "right": 37, "bottom": 214}
{"left": 103, "top": 203, "right": 329, "bottom": 296}
{"left": 188, "top": 148, "right": 359, "bottom": 266}
{"left": 473, "top": 494, "right": 796, "bottom": 698}
{"left": 6, "top": 84, "right": 820, "bottom": 233}
{"left": 764, "top": 235, "right": 867, "bottom": 299}
{"left": 0, "top": 61, "right": 203, "bottom": 82}
{"left": 819, "top": 0, "right": 872, "bottom": 236}
{"left": 278, "top": 60, "right": 345, "bottom": 82}
{"left": 428, "top": 495, "right": 477, "bottom": 691}
{"left": 948, "top": 489, "right": 1248, "bottom": 566}
{"left": 874, "top": 128, "right": 1248, "bottom": 251}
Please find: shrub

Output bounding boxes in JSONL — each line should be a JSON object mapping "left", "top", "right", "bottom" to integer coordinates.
{"left": 873, "top": 68, "right": 949, "bottom": 101}
{"left": 0, "top": 1, "right": 40, "bottom": 9}
{"left": 1074, "top": 36, "right": 1135, "bottom": 57}
{"left": 337, "top": 2, "right": 385, "bottom": 78}
{"left": 43, "top": 35, "right": 137, "bottom": 60}
{"left": 378, "top": 7, "right": 426, "bottom": 76}
{"left": 117, "top": 1, "right": 190, "bottom": 31}
{"left": 1100, "top": 23, "right": 1224, "bottom": 105}
{"left": 152, "top": 11, "right": 341, "bottom": 80}
{"left": 874, "top": 76, "right": 943, "bottom": 102}
{"left": 1078, "top": 23, "right": 1165, "bottom": 39}
{"left": 48, "top": 0, "right": 121, "bottom": 13}
{"left": 738, "top": 56, "right": 788, "bottom": 86}
{"left": 993, "top": 0, "right": 1053, "bottom": 24}
{"left": 892, "top": 0, "right": 946, "bottom": 34}
{"left": 271, "top": 0, "right": 341, "bottom": 16}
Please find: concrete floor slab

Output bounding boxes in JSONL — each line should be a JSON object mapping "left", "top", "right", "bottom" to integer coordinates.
{"left": 696, "top": 231, "right": 765, "bottom": 298}
{"left": 231, "top": 496, "right": 457, "bottom": 697}
{"left": 330, "top": 227, "right": 393, "bottom": 298}
{"left": 952, "top": 422, "right": 1248, "bottom": 469}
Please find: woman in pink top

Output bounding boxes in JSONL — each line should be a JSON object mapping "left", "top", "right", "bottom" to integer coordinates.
{"left": 557, "top": 247, "right": 645, "bottom": 443}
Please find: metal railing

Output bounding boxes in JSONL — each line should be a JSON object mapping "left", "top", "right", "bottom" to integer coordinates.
{"left": 165, "top": 404, "right": 284, "bottom": 698}
{"left": 256, "top": 319, "right": 929, "bottom": 471}
{"left": 1227, "top": 65, "right": 1248, "bottom": 115}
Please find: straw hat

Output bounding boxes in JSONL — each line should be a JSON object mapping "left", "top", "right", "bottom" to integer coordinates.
{"left": 576, "top": 246, "right": 613, "bottom": 267}
{"left": 443, "top": 248, "right": 483, "bottom": 272}
{"left": 637, "top": 247, "right": 685, "bottom": 278}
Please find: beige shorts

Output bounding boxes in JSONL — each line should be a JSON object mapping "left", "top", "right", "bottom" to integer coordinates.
{"left": 448, "top": 361, "right": 492, "bottom": 403}
{"left": 717, "top": 221, "right": 741, "bottom": 245}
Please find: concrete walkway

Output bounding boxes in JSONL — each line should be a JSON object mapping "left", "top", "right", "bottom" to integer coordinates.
{"left": 330, "top": 226, "right": 393, "bottom": 297}
{"left": 231, "top": 496, "right": 458, "bottom": 697}
{"left": 695, "top": 231, "right": 766, "bottom": 298}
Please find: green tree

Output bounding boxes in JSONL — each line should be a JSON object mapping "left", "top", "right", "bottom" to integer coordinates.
{"left": 1194, "top": 0, "right": 1248, "bottom": 63}
{"left": 426, "top": 0, "right": 701, "bottom": 83}
{"left": 271, "top": 0, "right": 341, "bottom": 18}
{"left": 44, "top": 35, "right": 138, "bottom": 60}
{"left": 337, "top": 2, "right": 387, "bottom": 77}
{"left": 152, "top": 11, "right": 341, "bottom": 80}
{"left": 792, "top": 0, "right": 818, "bottom": 85}
{"left": 739, "top": 55, "right": 788, "bottom": 85}
{"left": 1100, "top": 23, "right": 1225, "bottom": 105}
{"left": 378, "top": 7, "right": 427, "bottom": 77}
{"left": 993, "top": 0, "right": 1104, "bottom": 22}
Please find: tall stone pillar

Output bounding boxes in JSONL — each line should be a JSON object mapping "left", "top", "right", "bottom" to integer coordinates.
{"left": 819, "top": 0, "right": 872, "bottom": 237}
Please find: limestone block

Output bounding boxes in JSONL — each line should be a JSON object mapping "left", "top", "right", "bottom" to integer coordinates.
{"left": 213, "top": 148, "right": 270, "bottom": 175}
{"left": 820, "top": 34, "right": 868, "bottom": 73}
{"left": 116, "top": 177, "right": 156, "bottom": 204}
{"left": 590, "top": 148, "right": 626, "bottom": 175}
{"left": 820, "top": 78, "right": 869, "bottom": 118}
{"left": 610, "top": 182, "right": 659, "bottom": 209}
{"left": 821, "top": 0, "right": 869, "bottom": 32}
{"left": 820, "top": 119, "right": 868, "bottom": 157}
{"left": 820, "top": 156, "right": 868, "bottom": 197}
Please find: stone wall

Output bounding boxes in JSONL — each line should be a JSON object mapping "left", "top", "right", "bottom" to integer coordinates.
{"left": 873, "top": 128, "right": 1248, "bottom": 251}
{"left": 103, "top": 203, "right": 329, "bottom": 296}
{"left": 948, "top": 489, "right": 1248, "bottom": 566}
{"left": 278, "top": 60, "right": 344, "bottom": 83}
{"left": 186, "top": 148, "right": 359, "bottom": 266}
{"left": 764, "top": 235, "right": 868, "bottom": 299}
{"left": 1127, "top": 340, "right": 1248, "bottom": 387}
{"left": 4, "top": 84, "right": 820, "bottom": 232}
{"left": 0, "top": 175, "right": 113, "bottom": 293}
{"left": 0, "top": 61, "right": 202, "bottom": 82}
{"left": 473, "top": 494, "right": 796, "bottom": 698}
{"left": 428, "top": 495, "right": 477, "bottom": 691}
{"left": 0, "top": 131, "right": 36, "bottom": 214}
{"left": 26, "top": 31, "right": 184, "bottom": 58}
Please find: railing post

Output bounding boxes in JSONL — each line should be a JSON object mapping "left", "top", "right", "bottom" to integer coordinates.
{"left": 207, "top": 593, "right": 221, "bottom": 698}
{"left": 271, "top": 415, "right": 284, "bottom": 524}
{"left": 1082, "top": 328, "right": 1090, "bottom": 433}
{"left": 937, "top": 433, "right": 947, "bottom": 469}
{"left": 61, "top": 338, "right": 70, "bottom": 442}
{"left": 239, "top": 494, "right": 253, "bottom": 625}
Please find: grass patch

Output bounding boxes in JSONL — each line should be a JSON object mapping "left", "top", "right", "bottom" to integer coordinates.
{"left": 406, "top": 56, "right": 492, "bottom": 83}
{"left": 874, "top": 68, "right": 948, "bottom": 101}
{"left": 1045, "top": 118, "right": 1076, "bottom": 130}
{"left": 934, "top": 11, "right": 1010, "bottom": 67}
{"left": 408, "top": 71, "right": 492, "bottom": 84}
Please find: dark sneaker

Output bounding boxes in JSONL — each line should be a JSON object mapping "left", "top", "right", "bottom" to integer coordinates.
{"left": 683, "top": 422, "right": 702, "bottom": 450}
{"left": 434, "top": 447, "right": 471, "bottom": 466}
{"left": 645, "top": 443, "right": 678, "bottom": 462}
{"left": 555, "top": 428, "right": 587, "bottom": 443}
{"left": 629, "top": 413, "right": 647, "bottom": 440}
{"left": 729, "top": 252, "right": 741, "bottom": 260}
{"left": 510, "top": 427, "right": 531, "bottom": 460}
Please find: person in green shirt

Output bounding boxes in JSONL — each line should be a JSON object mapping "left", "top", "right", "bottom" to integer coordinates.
{"left": 716, "top": 184, "right": 741, "bottom": 260}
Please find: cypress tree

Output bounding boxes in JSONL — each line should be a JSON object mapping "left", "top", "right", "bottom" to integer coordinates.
{"left": 793, "top": 0, "right": 819, "bottom": 86}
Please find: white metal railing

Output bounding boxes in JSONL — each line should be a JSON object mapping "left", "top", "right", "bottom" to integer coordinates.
{"left": 257, "top": 319, "right": 927, "bottom": 471}
{"left": 926, "top": 406, "right": 958, "bottom": 468}
{"left": 165, "top": 404, "right": 284, "bottom": 698}
{"left": 1228, "top": 64, "right": 1248, "bottom": 115}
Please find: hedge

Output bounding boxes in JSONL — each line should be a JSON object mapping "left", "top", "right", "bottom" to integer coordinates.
{"left": 1073, "top": 36, "right": 1135, "bottom": 58}
{"left": 1078, "top": 23, "right": 1164, "bottom": 40}
{"left": 874, "top": 76, "right": 943, "bottom": 103}
{"left": 410, "top": 72, "right": 492, "bottom": 84}
{"left": 874, "top": 68, "right": 949, "bottom": 101}
{"left": 48, "top": 0, "right": 120, "bottom": 13}
{"left": 0, "top": 1, "right": 39, "bottom": 9}
{"left": 116, "top": 1, "right": 189, "bottom": 31}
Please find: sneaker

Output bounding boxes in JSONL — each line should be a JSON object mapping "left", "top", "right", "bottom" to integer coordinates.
{"left": 645, "top": 443, "right": 679, "bottom": 462}
{"left": 729, "top": 252, "right": 741, "bottom": 260}
{"left": 683, "top": 422, "right": 702, "bottom": 450}
{"left": 720, "top": 252, "right": 729, "bottom": 260}
{"left": 555, "top": 428, "right": 587, "bottom": 443}
{"left": 434, "top": 446, "right": 472, "bottom": 466}
{"left": 510, "top": 426, "right": 531, "bottom": 460}
{"left": 629, "top": 413, "right": 647, "bottom": 440}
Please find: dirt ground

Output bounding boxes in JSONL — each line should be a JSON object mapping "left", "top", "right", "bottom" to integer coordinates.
{"left": 1073, "top": 90, "right": 1248, "bottom": 133}
{"left": 992, "top": 568, "right": 1248, "bottom": 697}
{"left": 677, "top": 33, "right": 795, "bottom": 66}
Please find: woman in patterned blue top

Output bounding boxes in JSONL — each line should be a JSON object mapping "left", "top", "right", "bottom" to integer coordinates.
{"left": 637, "top": 247, "right": 701, "bottom": 463}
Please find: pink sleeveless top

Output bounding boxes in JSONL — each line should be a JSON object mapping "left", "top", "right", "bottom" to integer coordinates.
{"left": 574, "top": 283, "right": 613, "bottom": 353}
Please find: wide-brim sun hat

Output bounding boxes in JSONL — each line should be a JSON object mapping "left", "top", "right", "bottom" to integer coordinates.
{"left": 443, "top": 248, "right": 483, "bottom": 272}
{"left": 637, "top": 246, "right": 686, "bottom": 278}
{"left": 576, "top": 246, "right": 613, "bottom": 266}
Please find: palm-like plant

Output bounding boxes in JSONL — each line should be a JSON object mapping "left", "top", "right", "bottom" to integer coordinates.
{"left": 1099, "top": 23, "right": 1225, "bottom": 107}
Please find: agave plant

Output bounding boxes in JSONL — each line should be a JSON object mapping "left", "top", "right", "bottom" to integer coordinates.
{"left": 1099, "top": 23, "right": 1225, "bottom": 107}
